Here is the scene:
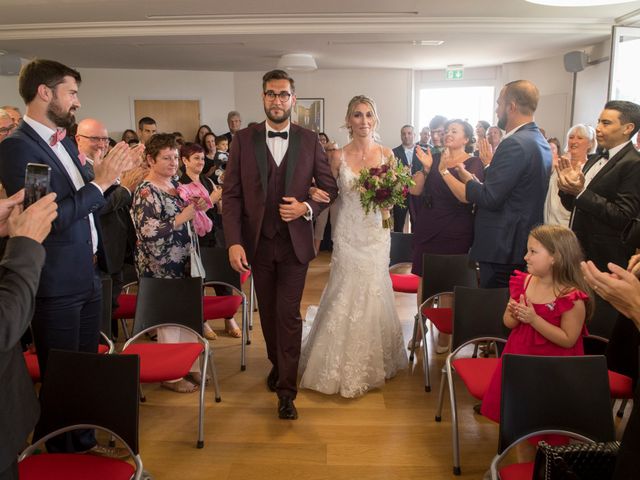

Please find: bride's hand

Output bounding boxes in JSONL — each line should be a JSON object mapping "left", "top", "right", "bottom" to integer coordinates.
{"left": 309, "top": 187, "right": 331, "bottom": 203}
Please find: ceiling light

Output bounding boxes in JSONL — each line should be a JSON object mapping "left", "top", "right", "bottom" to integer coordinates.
{"left": 277, "top": 54, "right": 317, "bottom": 72}
{"left": 525, "top": 0, "right": 636, "bottom": 6}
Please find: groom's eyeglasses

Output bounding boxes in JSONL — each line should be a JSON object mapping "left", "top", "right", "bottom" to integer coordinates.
{"left": 264, "top": 90, "right": 292, "bottom": 102}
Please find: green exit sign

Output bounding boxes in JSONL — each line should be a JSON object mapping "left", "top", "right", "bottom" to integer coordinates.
{"left": 446, "top": 66, "right": 464, "bottom": 80}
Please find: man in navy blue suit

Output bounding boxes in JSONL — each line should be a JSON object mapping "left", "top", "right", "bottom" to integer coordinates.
{"left": 0, "top": 59, "right": 142, "bottom": 455}
{"left": 440, "top": 80, "right": 551, "bottom": 287}
{"left": 392, "top": 124, "right": 423, "bottom": 232}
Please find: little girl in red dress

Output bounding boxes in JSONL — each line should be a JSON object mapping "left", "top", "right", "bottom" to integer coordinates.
{"left": 481, "top": 225, "right": 593, "bottom": 450}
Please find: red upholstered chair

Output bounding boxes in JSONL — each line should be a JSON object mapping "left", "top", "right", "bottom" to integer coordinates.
{"left": 200, "top": 247, "right": 250, "bottom": 371}
{"left": 409, "top": 254, "right": 478, "bottom": 392}
{"left": 389, "top": 232, "right": 420, "bottom": 293}
{"left": 121, "top": 276, "right": 221, "bottom": 449}
{"left": 112, "top": 281, "right": 138, "bottom": 340}
{"left": 434, "top": 286, "right": 510, "bottom": 476}
{"left": 489, "top": 355, "right": 615, "bottom": 480}
{"left": 18, "top": 350, "right": 144, "bottom": 480}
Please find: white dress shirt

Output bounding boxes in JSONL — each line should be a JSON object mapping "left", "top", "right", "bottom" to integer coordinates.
{"left": 578, "top": 141, "right": 630, "bottom": 197}
{"left": 23, "top": 115, "right": 101, "bottom": 253}
{"left": 265, "top": 122, "right": 290, "bottom": 167}
{"left": 403, "top": 146, "right": 414, "bottom": 168}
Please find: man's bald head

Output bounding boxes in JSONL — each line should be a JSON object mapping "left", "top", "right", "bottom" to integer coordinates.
{"left": 76, "top": 118, "right": 109, "bottom": 160}
{"left": 503, "top": 80, "right": 539, "bottom": 116}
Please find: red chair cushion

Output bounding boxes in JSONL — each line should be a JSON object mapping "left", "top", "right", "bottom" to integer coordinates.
{"left": 390, "top": 273, "right": 419, "bottom": 293}
{"left": 498, "top": 461, "right": 534, "bottom": 480}
{"left": 19, "top": 453, "right": 135, "bottom": 479}
{"left": 113, "top": 294, "right": 136, "bottom": 319}
{"left": 123, "top": 343, "right": 204, "bottom": 383}
{"left": 422, "top": 307, "right": 453, "bottom": 334}
{"left": 23, "top": 351, "right": 40, "bottom": 382}
{"left": 24, "top": 345, "right": 110, "bottom": 382}
{"left": 240, "top": 271, "right": 251, "bottom": 285}
{"left": 452, "top": 357, "right": 500, "bottom": 400}
{"left": 203, "top": 295, "right": 243, "bottom": 320}
{"left": 609, "top": 370, "right": 633, "bottom": 399}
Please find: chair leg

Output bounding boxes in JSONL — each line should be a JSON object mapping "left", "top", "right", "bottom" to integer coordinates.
{"left": 208, "top": 350, "right": 222, "bottom": 403}
{"left": 418, "top": 312, "right": 431, "bottom": 392}
{"left": 447, "top": 362, "right": 462, "bottom": 475}
{"left": 435, "top": 366, "right": 447, "bottom": 421}
{"left": 139, "top": 385, "right": 146, "bottom": 403}
{"left": 241, "top": 302, "right": 248, "bottom": 371}
{"left": 120, "top": 318, "right": 131, "bottom": 340}
{"left": 197, "top": 353, "right": 207, "bottom": 448}
{"left": 617, "top": 399, "right": 629, "bottom": 418}
{"left": 409, "top": 313, "right": 419, "bottom": 362}
{"left": 249, "top": 277, "right": 256, "bottom": 329}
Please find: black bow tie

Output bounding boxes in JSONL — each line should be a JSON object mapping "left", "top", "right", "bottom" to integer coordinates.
{"left": 597, "top": 148, "right": 609, "bottom": 160}
{"left": 268, "top": 130, "right": 288, "bottom": 140}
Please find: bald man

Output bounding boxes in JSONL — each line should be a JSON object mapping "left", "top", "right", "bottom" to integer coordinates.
{"left": 76, "top": 118, "right": 110, "bottom": 165}
{"left": 76, "top": 118, "right": 140, "bottom": 323}
{"left": 441, "top": 80, "right": 552, "bottom": 288}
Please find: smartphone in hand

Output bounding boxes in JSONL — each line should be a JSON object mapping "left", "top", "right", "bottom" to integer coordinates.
{"left": 24, "top": 163, "right": 51, "bottom": 208}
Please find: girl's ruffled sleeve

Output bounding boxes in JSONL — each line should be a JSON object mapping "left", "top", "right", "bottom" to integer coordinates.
{"left": 508, "top": 270, "right": 528, "bottom": 300}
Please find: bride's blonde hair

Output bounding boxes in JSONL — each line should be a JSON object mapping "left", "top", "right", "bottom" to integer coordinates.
{"left": 343, "top": 95, "right": 381, "bottom": 141}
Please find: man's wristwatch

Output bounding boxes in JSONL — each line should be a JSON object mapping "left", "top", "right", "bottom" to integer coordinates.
{"left": 441, "top": 169, "right": 450, "bottom": 177}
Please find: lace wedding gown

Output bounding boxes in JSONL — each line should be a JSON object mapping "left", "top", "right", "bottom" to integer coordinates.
{"left": 299, "top": 156, "right": 408, "bottom": 398}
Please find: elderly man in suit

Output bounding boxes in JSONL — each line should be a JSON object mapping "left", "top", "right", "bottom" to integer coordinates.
{"left": 0, "top": 190, "right": 57, "bottom": 480}
{"left": 440, "top": 80, "right": 552, "bottom": 288}
{"left": 392, "top": 124, "right": 422, "bottom": 232}
{"left": 223, "top": 70, "right": 338, "bottom": 420}
{"left": 0, "top": 59, "right": 141, "bottom": 455}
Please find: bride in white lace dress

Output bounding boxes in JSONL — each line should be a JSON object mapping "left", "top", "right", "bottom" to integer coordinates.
{"left": 299, "top": 95, "right": 408, "bottom": 398}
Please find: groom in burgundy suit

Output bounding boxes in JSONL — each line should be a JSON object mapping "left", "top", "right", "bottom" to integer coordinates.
{"left": 222, "top": 70, "right": 338, "bottom": 419}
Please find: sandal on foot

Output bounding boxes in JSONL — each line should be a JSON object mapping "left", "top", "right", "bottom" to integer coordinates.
{"left": 186, "top": 372, "right": 211, "bottom": 386}
{"left": 225, "top": 327, "right": 242, "bottom": 338}
{"left": 203, "top": 323, "right": 217, "bottom": 340}
{"left": 161, "top": 379, "right": 199, "bottom": 393}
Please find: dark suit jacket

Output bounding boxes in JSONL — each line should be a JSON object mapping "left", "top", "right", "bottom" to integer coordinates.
{"left": 85, "top": 162, "right": 135, "bottom": 273}
{"left": 392, "top": 144, "right": 423, "bottom": 175}
{"left": 560, "top": 141, "right": 640, "bottom": 269}
{"left": 222, "top": 122, "right": 338, "bottom": 264}
{"left": 0, "top": 237, "right": 44, "bottom": 470}
{"left": 0, "top": 121, "right": 108, "bottom": 296}
{"left": 466, "top": 122, "right": 552, "bottom": 264}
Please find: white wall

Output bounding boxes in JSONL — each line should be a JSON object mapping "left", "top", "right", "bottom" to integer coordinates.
{"left": 573, "top": 39, "right": 611, "bottom": 128}
{"left": 1, "top": 67, "right": 236, "bottom": 139}
{"left": 233, "top": 69, "right": 413, "bottom": 148}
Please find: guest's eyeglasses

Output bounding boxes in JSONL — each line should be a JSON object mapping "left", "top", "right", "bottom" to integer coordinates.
{"left": 264, "top": 90, "right": 292, "bottom": 102}
{"left": 0, "top": 124, "right": 16, "bottom": 135}
{"left": 78, "top": 134, "right": 110, "bottom": 144}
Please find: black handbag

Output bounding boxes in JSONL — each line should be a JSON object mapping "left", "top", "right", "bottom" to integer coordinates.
{"left": 533, "top": 440, "right": 620, "bottom": 480}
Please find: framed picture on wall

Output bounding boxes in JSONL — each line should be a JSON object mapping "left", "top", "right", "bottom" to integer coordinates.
{"left": 292, "top": 98, "right": 324, "bottom": 133}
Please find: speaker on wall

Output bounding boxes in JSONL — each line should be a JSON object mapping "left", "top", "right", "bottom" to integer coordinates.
{"left": 563, "top": 51, "right": 588, "bottom": 73}
{"left": 0, "top": 54, "right": 22, "bottom": 76}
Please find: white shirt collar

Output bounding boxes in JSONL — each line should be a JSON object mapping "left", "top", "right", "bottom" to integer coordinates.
{"left": 606, "top": 140, "right": 631, "bottom": 160}
{"left": 502, "top": 122, "right": 529, "bottom": 140}
{"left": 23, "top": 114, "right": 59, "bottom": 145}
{"left": 265, "top": 121, "right": 291, "bottom": 136}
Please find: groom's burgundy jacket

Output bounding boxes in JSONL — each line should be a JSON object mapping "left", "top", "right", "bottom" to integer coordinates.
{"left": 222, "top": 121, "right": 338, "bottom": 264}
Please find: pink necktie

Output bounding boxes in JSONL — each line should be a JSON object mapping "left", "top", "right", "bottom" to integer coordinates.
{"left": 49, "top": 128, "right": 66, "bottom": 146}
{"left": 78, "top": 153, "right": 87, "bottom": 166}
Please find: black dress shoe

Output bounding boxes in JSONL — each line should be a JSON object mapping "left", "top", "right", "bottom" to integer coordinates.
{"left": 278, "top": 396, "right": 298, "bottom": 420}
{"left": 267, "top": 367, "right": 278, "bottom": 392}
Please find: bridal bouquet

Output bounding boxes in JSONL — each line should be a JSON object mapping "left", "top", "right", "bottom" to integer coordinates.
{"left": 354, "top": 155, "right": 414, "bottom": 229}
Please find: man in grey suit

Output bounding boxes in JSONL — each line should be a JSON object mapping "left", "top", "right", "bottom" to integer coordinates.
{"left": 440, "top": 80, "right": 552, "bottom": 288}
{"left": 0, "top": 190, "right": 57, "bottom": 480}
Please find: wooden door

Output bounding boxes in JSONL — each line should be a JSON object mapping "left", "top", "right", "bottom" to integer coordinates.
{"left": 134, "top": 100, "right": 201, "bottom": 139}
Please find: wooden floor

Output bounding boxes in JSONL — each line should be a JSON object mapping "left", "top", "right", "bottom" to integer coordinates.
{"left": 132, "top": 251, "right": 502, "bottom": 479}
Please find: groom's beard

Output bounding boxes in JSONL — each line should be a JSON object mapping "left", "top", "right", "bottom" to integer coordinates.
{"left": 47, "top": 97, "right": 77, "bottom": 130}
{"left": 265, "top": 104, "right": 292, "bottom": 125}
